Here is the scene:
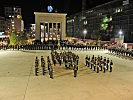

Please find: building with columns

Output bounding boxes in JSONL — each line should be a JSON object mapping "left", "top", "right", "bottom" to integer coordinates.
{"left": 34, "top": 12, "right": 67, "bottom": 43}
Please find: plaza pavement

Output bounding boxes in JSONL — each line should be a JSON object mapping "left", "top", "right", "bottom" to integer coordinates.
{"left": 0, "top": 50, "right": 133, "bottom": 100}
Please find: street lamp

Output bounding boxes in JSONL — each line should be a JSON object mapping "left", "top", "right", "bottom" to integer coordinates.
{"left": 83, "top": 29, "right": 87, "bottom": 41}
{"left": 118, "top": 30, "right": 124, "bottom": 45}
{"left": 72, "top": 19, "right": 74, "bottom": 37}
{"left": 119, "top": 30, "right": 123, "bottom": 37}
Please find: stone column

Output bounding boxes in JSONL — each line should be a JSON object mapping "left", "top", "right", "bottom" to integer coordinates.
{"left": 39, "top": 23, "right": 43, "bottom": 42}
{"left": 52, "top": 23, "right": 54, "bottom": 40}
{"left": 56, "top": 23, "right": 58, "bottom": 41}
{"left": 35, "top": 16, "right": 41, "bottom": 41}
{"left": 60, "top": 23, "right": 62, "bottom": 41}
{"left": 48, "top": 23, "right": 49, "bottom": 41}
{"left": 61, "top": 17, "right": 66, "bottom": 40}
{"left": 43, "top": 23, "right": 46, "bottom": 42}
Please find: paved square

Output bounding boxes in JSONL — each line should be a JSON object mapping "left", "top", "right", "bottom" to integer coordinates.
{"left": 0, "top": 50, "right": 133, "bottom": 100}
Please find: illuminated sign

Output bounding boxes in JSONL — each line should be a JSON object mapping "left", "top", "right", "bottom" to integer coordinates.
{"left": 48, "top": 6, "right": 53, "bottom": 12}
{"left": 17, "top": 15, "right": 22, "bottom": 19}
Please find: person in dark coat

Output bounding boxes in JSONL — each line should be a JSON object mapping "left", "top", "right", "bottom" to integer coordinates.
{"left": 106, "top": 58, "right": 110, "bottom": 70}
{"left": 35, "top": 58, "right": 39, "bottom": 76}
{"left": 110, "top": 60, "right": 113, "bottom": 72}
{"left": 85, "top": 55, "right": 88, "bottom": 66}
{"left": 96, "top": 62, "right": 100, "bottom": 73}
{"left": 103, "top": 61, "right": 106, "bottom": 73}
{"left": 49, "top": 67, "right": 54, "bottom": 79}
{"left": 41, "top": 60, "right": 45, "bottom": 75}
{"left": 76, "top": 55, "right": 79, "bottom": 65}
{"left": 88, "top": 56, "right": 90, "bottom": 67}
{"left": 73, "top": 64, "right": 78, "bottom": 77}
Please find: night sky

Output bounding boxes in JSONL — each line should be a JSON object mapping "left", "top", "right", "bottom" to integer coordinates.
{"left": 0, "top": 0, "right": 113, "bottom": 27}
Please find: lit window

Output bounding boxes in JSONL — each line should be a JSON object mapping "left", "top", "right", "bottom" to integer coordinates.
{"left": 121, "top": 8, "right": 123, "bottom": 12}
{"left": 115, "top": 8, "right": 122, "bottom": 13}
{"left": 118, "top": 8, "right": 120, "bottom": 12}
{"left": 84, "top": 20, "right": 87, "bottom": 25}
{"left": 115, "top": 9, "right": 118, "bottom": 13}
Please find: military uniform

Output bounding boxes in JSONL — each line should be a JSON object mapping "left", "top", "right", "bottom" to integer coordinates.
{"left": 35, "top": 59, "right": 39, "bottom": 76}
{"left": 93, "top": 60, "right": 96, "bottom": 71}
{"left": 65, "top": 59, "right": 68, "bottom": 69}
{"left": 76, "top": 55, "right": 79, "bottom": 65}
{"left": 90, "top": 59, "right": 94, "bottom": 69}
{"left": 73, "top": 64, "right": 78, "bottom": 77}
{"left": 59, "top": 56, "right": 62, "bottom": 66}
{"left": 41, "top": 60, "right": 45, "bottom": 75}
{"left": 85, "top": 55, "right": 88, "bottom": 66}
{"left": 99, "top": 61, "right": 102, "bottom": 71}
{"left": 93, "top": 57, "right": 97, "bottom": 71}
{"left": 49, "top": 67, "right": 54, "bottom": 79}
{"left": 110, "top": 60, "right": 113, "bottom": 72}
{"left": 96, "top": 62, "right": 99, "bottom": 73}
{"left": 106, "top": 58, "right": 110, "bottom": 70}
{"left": 103, "top": 61, "right": 106, "bottom": 73}
{"left": 88, "top": 56, "right": 90, "bottom": 67}
{"left": 53, "top": 57, "right": 56, "bottom": 66}
{"left": 41, "top": 56, "right": 44, "bottom": 66}
{"left": 47, "top": 56, "right": 50, "bottom": 70}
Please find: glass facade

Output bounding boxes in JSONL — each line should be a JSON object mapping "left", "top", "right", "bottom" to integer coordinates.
{"left": 67, "top": 0, "right": 133, "bottom": 43}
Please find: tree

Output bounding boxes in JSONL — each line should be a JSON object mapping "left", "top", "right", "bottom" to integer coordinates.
{"left": 9, "top": 32, "right": 27, "bottom": 46}
{"left": 100, "top": 16, "right": 112, "bottom": 41}
{"left": 19, "top": 33, "right": 27, "bottom": 45}
{"left": 9, "top": 33, "right": 17, "bottom": 45}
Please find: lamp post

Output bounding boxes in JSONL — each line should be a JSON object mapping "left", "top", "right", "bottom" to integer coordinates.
{"left": 119, "top": 30, "right": 123, "bottom": 37}
{"left": 83, "top": 29, "right": 87, "bottom": 41}
{"left": 118, "top": 30, "right": 124, "bottom": 45}
{"left": 72, "top": 19, "right": 74, "bottom": 37}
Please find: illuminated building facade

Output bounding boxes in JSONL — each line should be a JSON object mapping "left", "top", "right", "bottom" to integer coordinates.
{"left": 5, "top": 7, "right": 21, "bottom": 18}
{"left": 34, "top": 12, "right": 67, "bottom": 43}
{"left": 67, "top": 0, "right": 133, "bottom": 43}
{"left": 4, "top": 7, "right": 24, "bottom": 34}
{"left": 0, "top": 16, "right": 9, "bottom": 45}
{"left": 0, "top": 16, "right": 5, "bottom": 33}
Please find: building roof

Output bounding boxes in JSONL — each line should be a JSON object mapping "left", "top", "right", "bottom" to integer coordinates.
{"left": 34, "top": 12, "right": 67, "bottom": 16}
